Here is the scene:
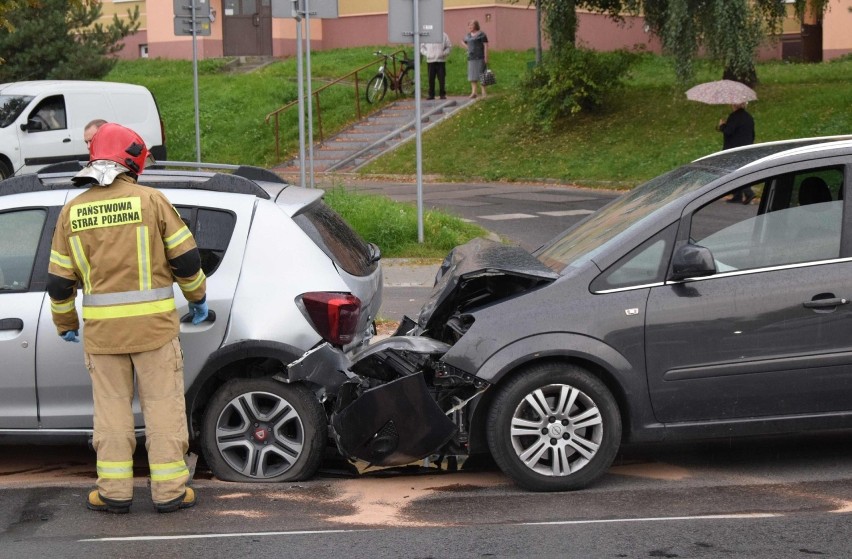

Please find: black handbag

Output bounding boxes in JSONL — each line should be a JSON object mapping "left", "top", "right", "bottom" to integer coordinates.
{"left": 479, "top": 64, "right": 496, "bottom": 86}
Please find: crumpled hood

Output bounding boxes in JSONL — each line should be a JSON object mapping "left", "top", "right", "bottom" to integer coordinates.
{"left": 416, "top": 238, "right": 559, "bottom": 334}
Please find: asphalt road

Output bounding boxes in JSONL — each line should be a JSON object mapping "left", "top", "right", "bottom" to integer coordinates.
{"left": 3, "top": 432, "right": 852, "bottom": 557}
{"left": 354, "top": 179, "right": 622, "bottom": 321}
{"left": 339, "top": 179, "right": 623, "bottom": 252}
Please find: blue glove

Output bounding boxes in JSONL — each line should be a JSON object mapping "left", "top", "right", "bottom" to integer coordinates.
{"left": 61, "top": 330, "right": 79, "bottom": 343}
{"left": 188, "top": 298, "right": 208, "bottom": 325}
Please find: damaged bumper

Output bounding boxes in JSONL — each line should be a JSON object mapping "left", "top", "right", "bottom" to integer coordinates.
{"left": 285, "top": 238, "right": 558, "bottom": 468}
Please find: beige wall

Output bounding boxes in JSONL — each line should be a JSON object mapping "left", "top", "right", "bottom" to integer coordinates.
{"left": 144, "top": 0, "right": 224, "bottom": 59}
{"left": 112, "top": 0, "right": 849, "bottom": 62}
{"left": 823, "top": 0, "right": 852, "bottom": 60}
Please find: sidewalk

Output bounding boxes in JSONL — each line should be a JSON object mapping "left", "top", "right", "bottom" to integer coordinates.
{"left": 382, "top": 258, "right": 439, "bottom": 288}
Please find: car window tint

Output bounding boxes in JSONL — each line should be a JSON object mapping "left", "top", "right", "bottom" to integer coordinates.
{"left": 0, "top": 94, "right": 34, "bottom": 128}
{"left": 293, "top": 202, "right": 377, "bottom": 277}
{"left": 0, "top": 209, "right": 47, "bottom": 291}
{"left": 28, "top": 95, "right": 66, "bottom": 131}
{"left": 174, "top": 206, "right": 236, "bottom": 276}
{"left": 592, "top": 223, "right": 677, "bottom": 291}
{"left": 690, "top": 167, "right": 844, "bottom": 272}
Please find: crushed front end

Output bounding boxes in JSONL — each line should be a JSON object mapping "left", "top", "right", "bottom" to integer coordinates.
{"left": 286, "top": 238, "right": 558, "bottom": 469}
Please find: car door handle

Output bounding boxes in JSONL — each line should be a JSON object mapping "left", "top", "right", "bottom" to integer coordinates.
{"left": 179, "top": 309, "right": 217, "bottom": 324}
{"left": 803, "top": 298, "right": 848, "bottom": 309}
{"left": 0, "top": 318, "right": 24, "bottom": 330}
{"left": 63, "top": 138, "right": 71, "bottom": 143}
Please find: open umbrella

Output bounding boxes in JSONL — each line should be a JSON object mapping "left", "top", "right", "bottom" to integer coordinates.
{"left": 686, "top": 80, "right": 757, "bottom": 105}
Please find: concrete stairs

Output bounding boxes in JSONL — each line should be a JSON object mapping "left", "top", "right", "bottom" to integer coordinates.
{"left": 273, "top": 95, "right": 476, "bottom": 175}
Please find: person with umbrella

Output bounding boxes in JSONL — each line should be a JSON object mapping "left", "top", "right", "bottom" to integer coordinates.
{"left": 718, "top": 101, "right": 756, "bottom": 203}
{"left": 686, "top": 80, "right": 757, "bottom": 204}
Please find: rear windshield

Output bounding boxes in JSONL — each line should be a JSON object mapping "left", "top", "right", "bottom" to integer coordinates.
{"left": 0, "top": 95, "right": 34, "bottom": 128}
{"left": 293, "top": 202, "right": 378, "bottom": 277}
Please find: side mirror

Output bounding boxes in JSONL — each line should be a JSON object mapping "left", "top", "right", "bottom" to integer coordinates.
{"left": 22, "top": 119, "right": 44, "bottom": 132}
{"left": 670, "top": 244, "right": 716, "bottom": 281}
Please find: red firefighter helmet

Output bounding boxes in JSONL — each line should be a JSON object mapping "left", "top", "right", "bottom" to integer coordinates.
{"left": 73, "top": 123, "right": 149, "bottom": 186}
{"left": 89, "top": 123, "right": 149, "bottom": 173}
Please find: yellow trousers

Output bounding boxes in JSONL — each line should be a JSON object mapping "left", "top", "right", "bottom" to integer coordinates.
{"left": 85, "top": 337, "right": 190, "bottom": 504}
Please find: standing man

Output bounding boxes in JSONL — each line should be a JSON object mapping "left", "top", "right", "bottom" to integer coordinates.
{"left": 48, "top": 123, "right": 209, "bottom": 514}
{"left": 718, "top": 101, "right": 756, "bottom": 203}
{"left": 421, "top": 31, "right": 452, "bottom": 100}
{"left": 83, "top": 119, "right": 107, "bottom": 148}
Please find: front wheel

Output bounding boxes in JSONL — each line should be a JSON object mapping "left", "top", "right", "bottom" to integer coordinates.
{"left": 398, "top": 69, "right": 415, "bottom": 97}
{"left": 0, "top": 160, "right": 11, "bottom": 181}
{"left": 486, "top": 363, "right": 622, "bottom": 491}
{"left": 366, "top": 75, "right": 387, "bottom": 104}
{"left": 200, "top": 377, "right": 325, "bottom": 482}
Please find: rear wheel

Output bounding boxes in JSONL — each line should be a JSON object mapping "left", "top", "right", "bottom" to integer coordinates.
{"left": 487, "top": 363, "right": 621, "bottom": 491}
{"left": 201, "top": 377, "right": 325, "bottom": 482}
{"left": 398, "top": 69, "right": 415, "bottom": 97}
{"left": 366, "top": 75, "right": 387, "bottom": 104}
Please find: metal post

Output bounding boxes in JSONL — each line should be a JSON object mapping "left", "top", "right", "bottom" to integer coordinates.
{"left": 304, "top": 0, "right": 315, "bottom": 188}
{"left": 191, "top": 0, "right": 202, "bottom": 163}
{"left": 535, "top": 0, "right": 542, "bottom": 65}
{"left": 294, "top": 1, "right": 306, "bottom": 188}
{"left": 413, "top": 0, "right": 424, "bottom": 243}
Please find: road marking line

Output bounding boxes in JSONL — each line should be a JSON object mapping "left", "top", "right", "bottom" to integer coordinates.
{"left": 80, "top": 528, "right": 372, "bottom": 542}
{"left": 538, "top": 210, "right": 595, "bottom": 216}
{"left": 518, "top": 513, "right": 780, "bottom": 527}
{"left": 478, "top": 213, "right": 537, "bottom": 221}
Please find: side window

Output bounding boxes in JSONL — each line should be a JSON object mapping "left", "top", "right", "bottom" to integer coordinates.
{"left": 591, "top": 223, "right": 677, "bottom": 291}
{"left": 175, "top": 206, "right": 236, "bottom": 276}
{"left": 28, "top": 95, "right": 67, "bottom": 131}
{"left": 690, "top": 167, "right": 844, "bottom": 273}
{"left": 0, "top": 209, "right": 47, "bottom": 291}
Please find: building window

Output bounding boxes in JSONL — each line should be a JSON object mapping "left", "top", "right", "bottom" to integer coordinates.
{"left": 140, "top": 44, "right": 149, "bottom": 58}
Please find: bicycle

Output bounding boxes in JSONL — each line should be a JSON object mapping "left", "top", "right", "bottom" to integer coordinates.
{"left": 365, "top": 50, "right": 415, "bottom": 104}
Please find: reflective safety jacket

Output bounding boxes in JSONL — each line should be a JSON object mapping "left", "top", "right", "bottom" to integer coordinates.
{"left": 48, "top": 175, "right": 206, "bottom": 354}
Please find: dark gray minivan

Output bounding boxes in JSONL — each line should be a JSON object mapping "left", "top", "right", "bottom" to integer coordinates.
{"left": 295, "top": 136, "right": 852, "bottom": 492}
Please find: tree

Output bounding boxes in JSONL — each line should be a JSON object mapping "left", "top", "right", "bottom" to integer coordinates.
{"left": 0, "top": 0, "right": 139, "bottom": 81}
{"left": 536, "top": 0, "right": 833, "bottom": 85}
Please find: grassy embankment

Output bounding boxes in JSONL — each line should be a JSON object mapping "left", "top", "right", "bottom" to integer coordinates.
{"left": 106, "top": 49, "right": 852, "bottom": 256}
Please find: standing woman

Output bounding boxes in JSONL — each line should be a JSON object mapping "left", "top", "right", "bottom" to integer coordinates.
{"left": 463, "top": 20, "right": 488, "bottom": 99}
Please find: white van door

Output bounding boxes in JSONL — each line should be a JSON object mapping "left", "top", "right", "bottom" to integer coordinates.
{"left": 18, "top": 94, "right": 79, "bottom": 173}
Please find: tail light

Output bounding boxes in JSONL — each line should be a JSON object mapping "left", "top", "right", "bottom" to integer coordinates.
{"left": 297, "top": 292, "right": 361, "bottom": 346}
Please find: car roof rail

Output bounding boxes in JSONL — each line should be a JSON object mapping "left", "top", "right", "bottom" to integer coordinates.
{"left": 0, "top": 167, "right": 274, "bottom": 200}
{"left": 0, "top": 174, "right": 69, "bottom": 196}
{"left": 36, "top": 160, "right": 85, "bottom": 174}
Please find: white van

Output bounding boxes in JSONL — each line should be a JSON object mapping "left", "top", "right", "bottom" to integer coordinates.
{"left": 0, "top": 80, "right": 166, "bottom": 179}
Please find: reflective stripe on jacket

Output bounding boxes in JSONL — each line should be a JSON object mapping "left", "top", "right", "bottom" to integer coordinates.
{"left": 48, "top": 175, "right": 206, "bottom": 354}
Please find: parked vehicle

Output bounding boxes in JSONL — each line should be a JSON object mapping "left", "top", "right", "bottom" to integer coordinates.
{"left": 0, "top": 163, "right": 382, "bottom": 483}
{"left": 292, "top": 136, "right": 852, "bottom": 492}
{"left": 0, "top": 80, "right": 167, "bottom": 179}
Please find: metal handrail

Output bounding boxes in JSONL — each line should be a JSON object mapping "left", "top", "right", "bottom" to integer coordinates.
{"left": 264, "top": 49, "right": 409, "bottom": 161}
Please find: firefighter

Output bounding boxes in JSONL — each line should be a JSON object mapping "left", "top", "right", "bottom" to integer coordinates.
{"left": 48, "top": 123, "right": 208, "bottom": 514}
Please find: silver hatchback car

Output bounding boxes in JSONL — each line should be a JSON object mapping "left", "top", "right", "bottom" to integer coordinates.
{"left": 0, "top": 164, "right": 382, "bottom": 482}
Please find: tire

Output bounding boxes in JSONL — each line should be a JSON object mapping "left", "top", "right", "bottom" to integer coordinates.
{"left": 201, "top": 377, "right": 325, "bottom": 483}
{"left": 486, "top": 363, "right": 621, "bottom": 492}
{"left": 398, "top": 69, "right": 415, "bottom": 97}
{"left": 0, "top": 160, "right": 11, "bottom": 181}
{"left": 366, "top": 75, "right": 387, "bottom": 104}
